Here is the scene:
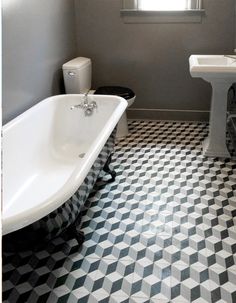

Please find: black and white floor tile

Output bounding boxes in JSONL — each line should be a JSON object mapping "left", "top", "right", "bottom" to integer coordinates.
{"left": 3, "top": 120, "right": 236, "bottom": 303}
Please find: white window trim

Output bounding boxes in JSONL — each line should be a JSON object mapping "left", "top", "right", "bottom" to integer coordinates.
{"left": 121, "top": 0, "right": 205, "bottom": 24}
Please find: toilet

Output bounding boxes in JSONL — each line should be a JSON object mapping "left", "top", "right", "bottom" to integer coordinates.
{"left": 62, "top": 57, "right": 136, "bottom": 138}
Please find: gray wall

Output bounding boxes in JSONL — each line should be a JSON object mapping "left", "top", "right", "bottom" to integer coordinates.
{"left": 3, "top": 0, "right": 235, "bottom": 123}
{"left": 75, "top": 0, "right": 235, "bottom": 120}
{"left": 235, "top": 0, "right": 236, "bottom": 48}
{"left": 2, "top": 0, "right": 77, "bottom": 124}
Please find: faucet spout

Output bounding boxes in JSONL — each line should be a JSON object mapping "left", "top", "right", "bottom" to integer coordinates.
{"left": 83, "top": 89, "right": 90, "bottom": 105}
{"left": 70, "top": 104, "right": 82, "bottom": 110}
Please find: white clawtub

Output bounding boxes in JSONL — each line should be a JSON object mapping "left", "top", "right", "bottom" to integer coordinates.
{"left": 3, "top": 94, "right": 127, "bottom": 235}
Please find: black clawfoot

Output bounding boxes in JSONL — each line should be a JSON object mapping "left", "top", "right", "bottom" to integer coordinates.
{"left": 103, "top": 154, "right": 116, "bottom": 183}
{"left": 71, "top": 230, "right": 85, "bottom": 245}
{"left": 97, "top": 154, "right": 116, "bottom": 186}
{"left": 66, "top": 219, "right": 85, "bottom": 246}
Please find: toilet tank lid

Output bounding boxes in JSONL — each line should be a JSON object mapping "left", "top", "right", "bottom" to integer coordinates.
{"left": 63, "top": 57, "right": 91, "bottom": 70}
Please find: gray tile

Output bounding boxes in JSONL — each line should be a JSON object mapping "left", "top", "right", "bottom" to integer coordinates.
{"left": 3, "top": 120, "right": 236, "bottom": 303}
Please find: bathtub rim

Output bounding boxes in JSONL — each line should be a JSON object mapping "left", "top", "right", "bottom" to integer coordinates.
{"left": 3, "top": 94, "right": 127, "bottom": 235}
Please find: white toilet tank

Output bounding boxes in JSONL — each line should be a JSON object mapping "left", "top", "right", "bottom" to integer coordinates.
{"left": 63, "top": 57, "right": 92, "bottom": 94}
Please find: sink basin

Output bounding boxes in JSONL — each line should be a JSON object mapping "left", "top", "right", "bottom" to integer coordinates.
{"left": 189, "top": 55, "right": 236, "bottom": 81}
{"left": 189, "top": 55, "right": 236, "bottom": 158}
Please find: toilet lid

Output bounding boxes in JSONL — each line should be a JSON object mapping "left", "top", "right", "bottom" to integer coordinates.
{"left": 94, "top": 86, "right": 135, "bottom": 100}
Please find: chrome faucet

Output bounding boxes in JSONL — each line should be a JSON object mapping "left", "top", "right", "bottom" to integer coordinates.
{"left": 83, "top": 89, "right": 89, "bottom": 106}
{"left": 70, "top": 90, "right": 97, "bottom": 115}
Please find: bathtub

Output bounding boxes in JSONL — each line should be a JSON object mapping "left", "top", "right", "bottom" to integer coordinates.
{"left": 3, "top": 94, "right": 127, "bottom": 237}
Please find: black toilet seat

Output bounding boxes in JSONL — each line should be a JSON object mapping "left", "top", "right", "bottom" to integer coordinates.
{"left": 94, "top": 86, "right": 135, "bottom": 100}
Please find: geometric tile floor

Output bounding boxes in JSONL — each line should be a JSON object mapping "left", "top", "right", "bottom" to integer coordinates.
{"left": 2, "top": 120, "right": 236, "bottom": 303}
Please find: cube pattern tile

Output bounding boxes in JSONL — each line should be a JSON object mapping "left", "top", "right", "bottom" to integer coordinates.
{"left": 2, "top": 120, "right": 236, "bottom": 303}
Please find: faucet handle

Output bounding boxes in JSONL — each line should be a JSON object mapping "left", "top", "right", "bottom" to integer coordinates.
{"left": 90, "top": 101, "right": 97, "bottom": 108}
{"left": 70, "top": 103, "right": 83, "bottom": 110}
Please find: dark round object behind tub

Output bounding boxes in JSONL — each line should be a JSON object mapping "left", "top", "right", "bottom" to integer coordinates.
{"left": 94, "top": 86, "right": 135, "bottom": 100}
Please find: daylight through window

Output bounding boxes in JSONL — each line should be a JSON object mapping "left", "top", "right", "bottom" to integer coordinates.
{"left": 123, "top": 0, "right": 202, "bottom": 11}
{"left": 139, "top": 0, "right": 187, "bottom": 11}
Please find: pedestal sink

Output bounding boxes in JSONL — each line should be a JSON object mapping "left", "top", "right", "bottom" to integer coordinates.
{"left": 189, "top": 55, "right": 236, "bottom": 158}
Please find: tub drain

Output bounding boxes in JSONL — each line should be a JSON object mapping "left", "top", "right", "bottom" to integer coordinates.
{"left": 78, "top": 153, "right": 85, "bottom": 158}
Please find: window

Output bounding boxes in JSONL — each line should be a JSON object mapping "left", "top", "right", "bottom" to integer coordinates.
{"left": 122, "top": 0, "right": 202, "bottom": 11}
{"left": 121, "top": 0, "right": 204, "bottom": 23}
{"left": 139, "top": 0, "right": 190, "bottom": 11}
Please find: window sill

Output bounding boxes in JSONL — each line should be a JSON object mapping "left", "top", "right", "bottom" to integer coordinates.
{"left": 120, "top": 9, "right": 205, "bottom": 23}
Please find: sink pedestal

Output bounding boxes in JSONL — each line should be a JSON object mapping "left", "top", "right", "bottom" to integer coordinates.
{"left": 203, "top": 80, "right": 231, "bottom": 158}
{"left": 189, "top": 54, "right": 236, "bottom": 158}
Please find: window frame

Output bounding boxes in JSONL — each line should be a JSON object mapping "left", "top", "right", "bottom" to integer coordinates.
{"left": 121, "top": 0, "right": 205, "bottom": 24}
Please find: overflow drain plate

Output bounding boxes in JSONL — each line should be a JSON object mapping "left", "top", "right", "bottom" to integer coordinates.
{"left": 78, "top": 153, "right": 85, "bottom": 158}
